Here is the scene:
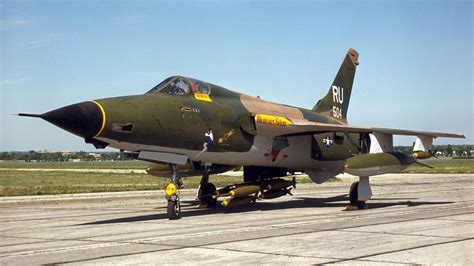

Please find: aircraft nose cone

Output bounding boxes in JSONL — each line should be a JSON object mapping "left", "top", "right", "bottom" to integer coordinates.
{"left": 42, "top": 101, "right": 104, "bottom": 138}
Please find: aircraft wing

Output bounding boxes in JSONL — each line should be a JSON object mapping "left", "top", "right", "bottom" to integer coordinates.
{"left": 254, "top": 115, "right": 465, "bottom": 139}
{"left": 368, "top": 127, "right": 465, "bottom": 138}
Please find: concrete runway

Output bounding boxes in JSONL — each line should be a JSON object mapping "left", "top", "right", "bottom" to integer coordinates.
{"left": 1, "top": 174, "right": 473, "bottom": 265}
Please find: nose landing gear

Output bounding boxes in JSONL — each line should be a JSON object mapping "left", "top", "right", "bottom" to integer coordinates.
{"left": 165, "top": 164, "right": 181, "bottom": 220}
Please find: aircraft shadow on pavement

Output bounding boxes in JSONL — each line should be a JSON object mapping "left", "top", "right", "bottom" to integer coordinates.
{"left": 78, "top": 195, "right": 453, "bottom": 225}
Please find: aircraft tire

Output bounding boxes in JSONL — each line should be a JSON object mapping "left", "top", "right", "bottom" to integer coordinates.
{"left": 349, "top": 182, "right": 366, "bottom": 210}
{"left": 198, "top": 183, "right": 217, "bottom": 207}
{"left": 167, "top": 200, "right": 181, "bottom": 220}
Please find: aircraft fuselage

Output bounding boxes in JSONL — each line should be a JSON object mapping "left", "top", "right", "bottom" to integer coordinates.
{"left": 89, "top": 80, "right": 362, "bottom": 173}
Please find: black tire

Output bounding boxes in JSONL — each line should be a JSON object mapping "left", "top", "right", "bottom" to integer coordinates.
{"left": 167, "top": 200, "right": 181, "bottom": 220}
{"left": 198, "top": 183, "right": 217, "bottom": 207}
{"left": 349, "top": 182, "right": 366, "bottom": 210}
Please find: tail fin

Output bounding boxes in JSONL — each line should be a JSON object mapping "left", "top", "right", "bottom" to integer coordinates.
{"left": 312, "top": 48, "right": 359, "bottom": 124}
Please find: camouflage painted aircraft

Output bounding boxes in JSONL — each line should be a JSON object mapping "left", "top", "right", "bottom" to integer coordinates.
{"left": 20, "top": 49, "right": 464, "bottom": 219}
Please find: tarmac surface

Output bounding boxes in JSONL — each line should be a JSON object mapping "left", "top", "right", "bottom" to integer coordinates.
{"left": 0, "top": 173, "right": 473, "bottom": 265}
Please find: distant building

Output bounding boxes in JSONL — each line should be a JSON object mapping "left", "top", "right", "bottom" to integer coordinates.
{"left": 88, "top": 153, "right": 102, "bottom": 160}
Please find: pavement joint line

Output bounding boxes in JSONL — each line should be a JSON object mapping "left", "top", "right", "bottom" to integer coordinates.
{"left": 36, "top": 212, "right": 464, "bottom": 266}
{"left": 193, "top": 210, "right": 474, "bottom": 252}
{"left": 1, "top": 175, "right": 472, "bottom": 263}
{"left": 0, "top": 201, "right": 471, "bottom": 238}
{"left": 184, "top": 245, "right": 355, "bottom": 262}
{"left": 323, "top": 237, "right": 474, "bottom": 264}
{"left": 0, "top": 241, "right": 134, "bottom": 258}
{"left": 1, "top": 208, "right": 472, "bottom": 259}
{"left": 432, "top": 218, "right": 474, "bottom": 222}
{"left": 34, "top": 232, "right": 418, "bottom": 265}
{"left": 46, "top": 242, "right": 415, "bottom": 266}
{"left": 41, "top": 246, "right": 194, "bottom": 265}
{"left": 0, "top": 210, "right": 162, "bottom": 223}
{"left": 1, "top": 199, "right": 472, "bottom": 242}
{"left": 338, "top": 228, "right": 467, "bottom": 240}
{"left": 0, "top": 199, "right": 419, "bottom": 224}
{"left": 102, "top": 198, "right": 471, "bottom": 227}
{"left": 0, "top": 220, "right": 257, "bottom": 248}
{"left": 0, "top": 239, "right": 54, "bottom": 249}
{"left": 0, "top": 222, "right": 472, "bottom": 257}
{"left": 187, "top": 245, "right": 416, "bottom": 265}
{"left": 89, "top": 207, "right": 472, "bottom": 244}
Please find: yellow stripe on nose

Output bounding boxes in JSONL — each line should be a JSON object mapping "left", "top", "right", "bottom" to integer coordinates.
{"left": 90, "top": 100, "right": 106, "bottom": 137}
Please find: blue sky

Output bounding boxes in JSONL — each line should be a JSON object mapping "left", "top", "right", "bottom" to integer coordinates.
{"left": 1, "top": 0, "right": 472, "bottom": 151}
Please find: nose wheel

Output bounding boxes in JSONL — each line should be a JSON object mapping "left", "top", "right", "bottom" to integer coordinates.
{"left": 167, "top": 198, "right": 181, "bottom": 220}
{"left": 165, "top": 164, "right": 182, "bottom": 220}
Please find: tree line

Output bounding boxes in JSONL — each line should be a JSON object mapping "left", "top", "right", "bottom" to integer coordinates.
{"left": 1, "top": 144, "right": 472, "bottom": 162}
{"left": 0, "top": 151, "right": 131, "bottom": 162}
{"left": 394, "top": 144, "right": 473, "bottom": 157}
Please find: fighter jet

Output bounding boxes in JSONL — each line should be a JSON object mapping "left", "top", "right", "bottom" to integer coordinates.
{"left": 20, "top": 48, "right": 465, "bottom": 219}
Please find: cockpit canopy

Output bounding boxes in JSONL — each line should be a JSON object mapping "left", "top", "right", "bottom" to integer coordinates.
{"left": 147, "top": 76, "right": 211, "bottom": 96}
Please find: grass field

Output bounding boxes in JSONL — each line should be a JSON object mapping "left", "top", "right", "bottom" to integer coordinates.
{"left": 403, "top": 158, "right": 474, "bottom": 174}
{"left": 0, "top": 158, "right": 472, "bottom": 196}
{"left": 0, "top": 160, "right": 149, "bottom": 169}
{"left": 0, "top": 165, "right": 314, "bottom": 197}
{"left": 0, "top": 170, "right": 250, "bottom": 197}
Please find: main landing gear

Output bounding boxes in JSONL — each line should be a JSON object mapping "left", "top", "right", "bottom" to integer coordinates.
{"left": 197, "top": 164, "right": 217, "bottom": 208}
{"left": 347, "top": 176, "right": 372, "bottom": 210}
{"left": 165, "top": 164, "right": 181, "bottom": 220}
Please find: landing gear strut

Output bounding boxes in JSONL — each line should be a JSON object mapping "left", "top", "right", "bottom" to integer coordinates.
{"left": 197, "top": 164, "right": 217, "bottom": 207}
{"left": 349, "top": 182, "right": 367, "bottom": 209}
{"left": 348, "top": 176, "right": 372, "bottom": 210}
{"left": 165, "top": 164, "right": 181, "bottom": 220}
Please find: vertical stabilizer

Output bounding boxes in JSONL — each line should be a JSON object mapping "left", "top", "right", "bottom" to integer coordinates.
{"left": 312, "top": 48, "right": 359, "bottom": 124}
